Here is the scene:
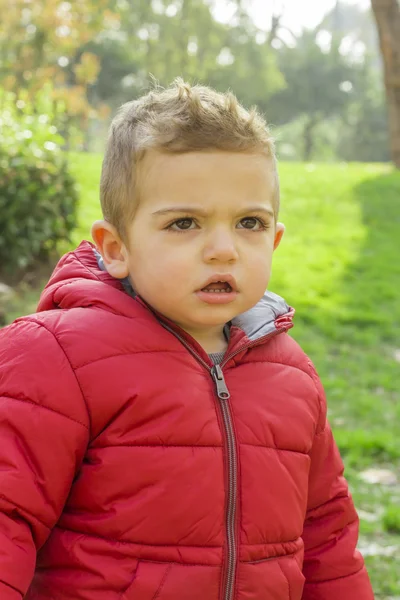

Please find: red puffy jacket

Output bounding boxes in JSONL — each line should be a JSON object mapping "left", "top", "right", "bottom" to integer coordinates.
{"left": 0, "top": 241, "right": 373, "bottom": 600}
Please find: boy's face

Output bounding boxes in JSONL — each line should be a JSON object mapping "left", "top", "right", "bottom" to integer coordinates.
{"left": 94, "top": 149, "right": 284, "bottom": 352}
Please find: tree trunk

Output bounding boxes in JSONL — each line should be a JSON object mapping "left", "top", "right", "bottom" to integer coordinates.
{"left": 303, "top": 117, "right": 318, "bottom": 161}
{"left": 267, "top": 12, "right": 283, "bottom": 47}
{"left": 371, "top": 0, "right": 400, "bottom": 168}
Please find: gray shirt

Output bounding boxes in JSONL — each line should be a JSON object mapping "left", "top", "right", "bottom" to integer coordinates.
{"left": 209, "top": 350, "right": 226, "bottom": 365}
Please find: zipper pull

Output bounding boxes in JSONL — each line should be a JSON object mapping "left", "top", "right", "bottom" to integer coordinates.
{"left": 211, "top": 365, "right": 231, "bottom": 400}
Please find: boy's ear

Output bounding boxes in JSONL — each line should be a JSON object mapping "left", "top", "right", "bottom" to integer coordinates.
{"left": 91, "top": 220, "right": 130, "bottom": 279}
{"left": 273, "top": 222, "right": 285, "bottom": 251}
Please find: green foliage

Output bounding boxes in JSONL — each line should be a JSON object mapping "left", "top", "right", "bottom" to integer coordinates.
{"left": 337, "top": 61, "right": 390, "bottom": 162}
{"left": 0, "top": 0, "right": 388, "bottom": 162}
{"left": 86, "top": 0, "right": 284, "bottom": 114}
{"left": 267, "top": 30, "right": 358, "bottom": 160}
{"left": 0, "top": 86, "right": 79, "bottom": 276}
{"left": 271, "top": 31, "right": 355, "bottom": 123}
{"left": 274, "top": 116, "right": 340, "bottom": 161}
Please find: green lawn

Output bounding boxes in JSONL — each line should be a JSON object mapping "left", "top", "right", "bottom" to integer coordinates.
{"left": 5, "top": 154, "right": 400, "bottom": 597}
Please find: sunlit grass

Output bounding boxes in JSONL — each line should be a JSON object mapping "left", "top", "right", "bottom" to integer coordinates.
{"left": 272, "top": 162, "right": 400, "bottom": 597}
{"left": 68, "top": 152, "right": 103, "bottom": 245}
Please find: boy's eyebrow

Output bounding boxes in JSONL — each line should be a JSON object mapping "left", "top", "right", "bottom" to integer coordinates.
{"left": 152, "top": 207, "right": 208, "bottom": 217}
{"left": 152, "top": 206, "right": 275, "bottom": 218}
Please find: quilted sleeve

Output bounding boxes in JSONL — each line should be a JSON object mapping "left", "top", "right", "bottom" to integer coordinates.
{"left": 301, "top": 362, "right": 374, "bottom": 600}
{"left": 0, "top": 318, "right": 90, "bottom": 599}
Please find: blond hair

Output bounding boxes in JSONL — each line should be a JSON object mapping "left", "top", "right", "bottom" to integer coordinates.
{"left": 100, "top": 78, "right": 279, "bottom": 241}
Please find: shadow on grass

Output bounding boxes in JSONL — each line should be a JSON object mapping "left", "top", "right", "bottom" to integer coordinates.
{"left": 340, "top": 172, "right": 400, "bottom": 343}
{"left": 294, "top": 170, "right": 400, "bottom": 462}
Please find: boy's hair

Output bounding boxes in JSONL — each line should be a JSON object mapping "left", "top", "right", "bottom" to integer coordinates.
{"left": 100, "top": 78, "right": 279, "bottom": 242}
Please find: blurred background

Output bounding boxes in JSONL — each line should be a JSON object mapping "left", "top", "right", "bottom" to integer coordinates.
{"left": 0, "top": 0, "right": 399, "bottom": 597}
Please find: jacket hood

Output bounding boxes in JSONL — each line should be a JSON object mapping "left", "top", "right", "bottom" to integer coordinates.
{"left": 38, "top": 241, "right": 294, "bottom": 341}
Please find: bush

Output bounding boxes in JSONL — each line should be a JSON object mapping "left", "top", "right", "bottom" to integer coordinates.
{"left": 0, "top": 85, "right": 79, "bottom": 277}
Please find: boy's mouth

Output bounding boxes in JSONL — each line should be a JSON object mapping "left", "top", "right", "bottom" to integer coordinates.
{"left": 196, "top": 276, "right": 238, "bottom": 305}
{"left": 201, "top": 281, "right": 233, "bottom": 293}
{"left": 198, "top": 274, "right": 238, "bottom": 293}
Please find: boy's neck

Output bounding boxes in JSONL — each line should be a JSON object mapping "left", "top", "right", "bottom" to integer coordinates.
{"left": 182, "top": 325, "right": 229, "bottom": 355}
{"left": 204, "top": 339, "right": 229, "bottom": 355}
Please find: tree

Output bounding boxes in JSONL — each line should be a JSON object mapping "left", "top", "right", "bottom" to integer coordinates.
{"left": 321, "top": 0, "right": 378, "bottom": 52}
{"left": 0, "top": 0, "right": 113, "bottom": 142}
{"left": 268, "top": 28, "right": 356, "bottom": 160}
{"left": 371, "top": 0, "right": 400, "bottom": 167}
{"left": 337, "top": 57, "right": 390, "bottom": 162}
{"left": 89, "top": 0, "right": 284, "bottom": 113}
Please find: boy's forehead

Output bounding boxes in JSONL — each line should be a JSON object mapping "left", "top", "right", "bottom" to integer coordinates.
{"left": 137, "top": 149, "right": 277, "bottom": 208}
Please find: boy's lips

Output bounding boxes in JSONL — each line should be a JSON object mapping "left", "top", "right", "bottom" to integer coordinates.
{"left": 195, "top": 274, "right": 238, "bottom": 305}
{"left": 197, "top": 274, "right": 238, "bottom": 292}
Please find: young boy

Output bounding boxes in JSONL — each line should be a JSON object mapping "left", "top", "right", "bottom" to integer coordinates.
{"left": 0, "top": 79, "right": 374, "bottom": 600}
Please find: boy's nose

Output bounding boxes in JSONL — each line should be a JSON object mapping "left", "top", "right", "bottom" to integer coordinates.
{"left": 203, "top": 229, "right": 239, "bottom": 263}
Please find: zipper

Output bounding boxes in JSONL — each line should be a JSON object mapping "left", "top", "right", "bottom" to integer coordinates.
{"left": 212, "top": 364, "right": 230, "bottom": 399}
{"left": 211, "top": 364, "right": 237, "bottom": 600}
{"left": 158, "top": 320, "right": 290, "bottom": 600}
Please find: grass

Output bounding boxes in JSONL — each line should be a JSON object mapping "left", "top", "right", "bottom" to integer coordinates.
{"left": 273, "top": 162, "right": 400, "bottom": 598}
{"left": 4, "top": 155, "right": 400, "bottom": 597}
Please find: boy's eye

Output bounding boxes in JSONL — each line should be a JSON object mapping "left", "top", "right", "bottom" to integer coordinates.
{"left": 169, "top": 218, "right": 196, "bottom": 231}
{"left": 237, "top": 217, "right": 266, "bottom": 230}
